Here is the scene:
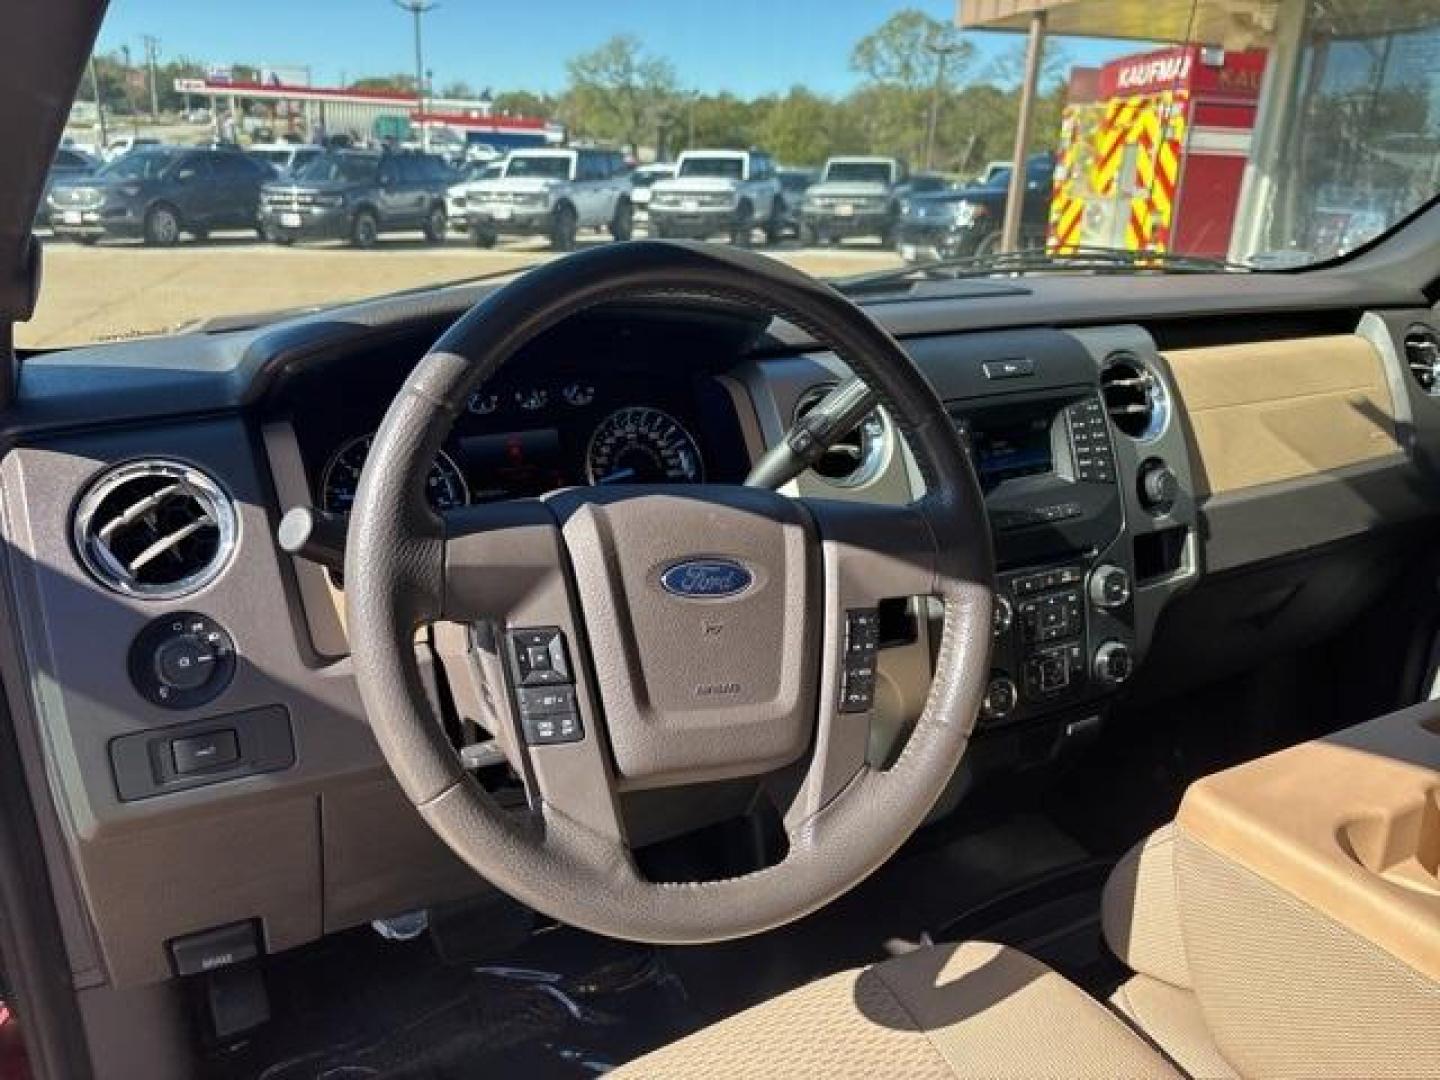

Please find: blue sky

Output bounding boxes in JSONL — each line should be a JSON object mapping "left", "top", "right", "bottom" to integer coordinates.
{"left": 97, "top": 1, "right": 1146, "bottom": 98}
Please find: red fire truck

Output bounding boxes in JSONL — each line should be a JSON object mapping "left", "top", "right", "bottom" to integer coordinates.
{"left": 1048, "top": 44, "right": 1268, "bottom": 259}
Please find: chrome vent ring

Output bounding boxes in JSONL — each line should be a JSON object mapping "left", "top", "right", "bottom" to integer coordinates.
{"left": 1101, "top": 353, "right": 1169, "bottom": 441}
{"left": 72, "top": 460, "right": 237, "bottom": 599}
{"left": 1403, "top": 325, "right": 1440, "bottom": 395}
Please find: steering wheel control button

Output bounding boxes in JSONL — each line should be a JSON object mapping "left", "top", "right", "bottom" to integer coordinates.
{"left": 980, "top": 676, "right": 1018, "bottom": 722}
{"left": 1089, "top": 565, "right": 1132, "bottom": 610}
{"left": 992, "top": 595, "right": 1014, "bottom": 638}
{"left": 516, "top": 686, "right": 584, "bottom": 745}
{"left": 171, "top": 729, "right": 239, "bottom": 775}
{"left": 841, "top": 608, "right": 881, "bottom": 713}
{"left": 129, "top": 613, "right": 236, "bottom": 709}
{"left": 508, "top": 627, "right": 571, "bottom": 687}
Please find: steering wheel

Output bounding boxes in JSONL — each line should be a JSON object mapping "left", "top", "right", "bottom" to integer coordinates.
{"left": 346, "top": 241, "right": 994, "bottom": 943}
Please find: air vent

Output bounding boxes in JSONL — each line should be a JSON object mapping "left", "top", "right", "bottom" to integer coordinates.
{"left": 73, "top": 461, "right": 237, "bottom": 599}
{"left": 1101, "top": 353, "right": 1168, "bottom": 440}
{"left": 794, "top": 386, "right": 889, "bottom": 487}
{"left": 1403, "top": 325, "right": 1440, "bottom": 394}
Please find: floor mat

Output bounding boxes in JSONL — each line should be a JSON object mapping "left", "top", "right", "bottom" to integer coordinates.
{"left": 207, "top": 814, "right": 1088, "bottom": 1078}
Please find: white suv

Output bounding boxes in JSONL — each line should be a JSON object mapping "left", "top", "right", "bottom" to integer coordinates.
{"left": 466, "top": 148, "right": 634, "bottom": 250}
{"left": 648, "top": 150, "right": 784, "bottom": 246}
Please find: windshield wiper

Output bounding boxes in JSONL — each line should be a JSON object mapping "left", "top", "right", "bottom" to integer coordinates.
{"left": 837, "top": 245, "right": 1250, "bottom": 291}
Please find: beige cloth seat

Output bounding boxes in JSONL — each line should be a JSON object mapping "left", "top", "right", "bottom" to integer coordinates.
{"left": 618, "top": 824, "right": 1229, "bottom": 1079}
{"left": 616, "top": 939, "right": 1183, "bottom": 1079}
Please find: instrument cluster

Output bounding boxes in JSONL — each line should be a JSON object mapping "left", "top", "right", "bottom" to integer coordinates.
{"left": 310, "top": 369, "right": 735, "bottom": 515}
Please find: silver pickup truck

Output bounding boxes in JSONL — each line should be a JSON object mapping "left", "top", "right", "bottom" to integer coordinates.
{"left": 647, "top": 149, "right": 784, "bottom": 246}
{"left": 799, "top": 157, "right": 948, "bottom": 246}
{"left": 465, "top": 147, "right": 634, "bottom": 250}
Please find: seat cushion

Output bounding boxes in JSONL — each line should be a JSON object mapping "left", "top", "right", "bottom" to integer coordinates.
{"left": 1111, "top": 973, "right": 1238, "bottom": 1080}
{"left": 615, "top": 941, "right": 1183, "bottom": 1078}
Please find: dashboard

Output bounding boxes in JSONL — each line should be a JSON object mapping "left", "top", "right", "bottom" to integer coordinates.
{"left": 7, "top": 268, "right": 1440, "bottom": 994}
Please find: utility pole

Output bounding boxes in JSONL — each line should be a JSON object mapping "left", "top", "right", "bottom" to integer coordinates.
{"left": 89, "top": 54, "right": 109, "bottom": 148}
{"left": 923, "top": 32, "right": 964, "bottom": 172}
{"left": 392, "top": 0, "right": 438, "bottom": 150}
{"left": 142, "top": 35, "right": 161, "bottom": 120}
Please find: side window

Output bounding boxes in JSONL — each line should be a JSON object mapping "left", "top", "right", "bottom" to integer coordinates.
{"left": 56, "top": 150, "right": 84, "bottom": 168}
{"left": 174, "top": 156, "right": 211, "bottom": 183}
{"left": 580, "top": 153, "right": 604, "bottom": 182}
{"left": 609, "top": 153, "right": 625, "bottom": 178}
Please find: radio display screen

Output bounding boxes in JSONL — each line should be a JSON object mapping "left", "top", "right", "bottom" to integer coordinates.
{"left": 971, "top": 416, "right": 1054, "bottom": 487}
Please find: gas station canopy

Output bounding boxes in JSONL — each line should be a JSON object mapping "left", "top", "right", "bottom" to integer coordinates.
{"left": 958, "top": 0, "right": 1282, "bottom": 48}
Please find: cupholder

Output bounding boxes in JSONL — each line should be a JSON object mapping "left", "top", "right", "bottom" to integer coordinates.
{"left": 1339, "top": 788, "right": 1440, "bottom": 897}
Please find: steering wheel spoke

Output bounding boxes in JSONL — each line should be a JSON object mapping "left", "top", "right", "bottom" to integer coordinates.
{"left": 772, "top": 498, "right": 943, "bottom": 827}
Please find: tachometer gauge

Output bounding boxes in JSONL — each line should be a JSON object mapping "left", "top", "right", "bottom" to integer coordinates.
{"left": 585, "top": 407, "right": 704, "bottom": 485}
{"left": 320, "top": 433, "right": 470, "bottom": 515}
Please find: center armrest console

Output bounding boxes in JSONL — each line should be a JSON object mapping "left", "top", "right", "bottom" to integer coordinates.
{"left": 1174, "top": 703, "right": 1440, "bottom": 1077}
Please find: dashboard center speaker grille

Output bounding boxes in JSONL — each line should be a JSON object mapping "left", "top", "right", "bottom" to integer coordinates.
{"left": 73, "top": 460, "right": 237, "bottom": 599}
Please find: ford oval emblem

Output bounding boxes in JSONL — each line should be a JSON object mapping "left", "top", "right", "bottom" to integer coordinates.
{"left": 660, "top": 559, "right": 754, "bottom": 599}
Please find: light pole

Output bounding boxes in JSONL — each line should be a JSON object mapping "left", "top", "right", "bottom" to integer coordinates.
{"left": 922, "top": 31, "right": 964, "bottom": 172}
{"left": 393, "top": 0, "right": 437, "bottom": 150}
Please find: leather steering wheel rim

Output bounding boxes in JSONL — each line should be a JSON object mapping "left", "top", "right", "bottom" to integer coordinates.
{"left": 346, "top": 241, "right": 994, "bottom": 944}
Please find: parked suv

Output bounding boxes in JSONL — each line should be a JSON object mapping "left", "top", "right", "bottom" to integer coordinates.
{"left": 47, "top": 146, "right": 272, "bottom": 245}
{"left": 896, "top": 154, "right": 1054, "bottom": 262}
{"left": 258, "top": 150, "right": 452, "bottom": 248}
{"left": 799, "top": 157, "right": 948, "bottom": 246}
{"left": 445, "top": 158, "right": 506, "bottom": 234}
{"left": 648, "top": 149, "right": 784, "bottom": 246}
{"left": 629, "top": 162, "right": 676, "bottom": 230}
{"left": 466, "top": 148, "right": 633, "bottom": 251}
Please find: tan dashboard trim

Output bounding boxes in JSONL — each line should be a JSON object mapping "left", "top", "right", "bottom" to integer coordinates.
{"left": 1177, "top": 703, "right": 1440, "bottom": 981}
{"left": 1164, "top": 335, "right": 1401, "bottom": 496}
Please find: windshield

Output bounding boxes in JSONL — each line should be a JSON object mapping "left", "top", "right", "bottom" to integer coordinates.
{"left": 824, "top": 162, "right": 893, "bottom": 185}
{"left": 99, "top": 151, "right": 176, "bottom": 181}
{"left": 293, "top": 154, "right": 378, "bottom": 184}
{"left": 678, "top": 157, "right": 744, "bottom": 180}
{"left": 505, "top": 155, "right": 571, "bottom": 180}
{"left": 20, "top": 0, "right": 1440, "bottom": 348}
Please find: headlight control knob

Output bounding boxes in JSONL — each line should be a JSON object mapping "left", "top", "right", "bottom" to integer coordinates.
{"left": 129, "top": 613, "right": 236, "bottom": 709}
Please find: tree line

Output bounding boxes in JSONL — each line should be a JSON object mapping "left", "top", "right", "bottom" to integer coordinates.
{"left": 83, "top": 8, "right": 1067, "bottom": 176}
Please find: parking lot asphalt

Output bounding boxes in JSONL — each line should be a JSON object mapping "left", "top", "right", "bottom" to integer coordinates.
{"left": 20, "top": 232, "right": 906, "bottom": 349}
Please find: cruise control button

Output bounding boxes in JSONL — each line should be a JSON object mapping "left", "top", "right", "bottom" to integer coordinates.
{"left": 516, "top": 685, "right": 577, "bottom": 716}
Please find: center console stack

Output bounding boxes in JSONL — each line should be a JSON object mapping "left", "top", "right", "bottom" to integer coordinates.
{"left": 909, "top": 326, "right": 1198, "bottom": 730}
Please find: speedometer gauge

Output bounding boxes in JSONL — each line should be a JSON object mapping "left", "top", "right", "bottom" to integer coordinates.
{"left": 585, "top": 407, "right": 704, "bottom": 485}
{"left": 321, "top": 433, "right": 470, "bottom": 515}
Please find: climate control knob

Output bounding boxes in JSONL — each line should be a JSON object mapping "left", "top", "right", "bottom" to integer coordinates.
{"left": 1139, "top": 460, "right": 1179, "bottom": 513}
{"left": 1093, "top": 641, "right": 1134, "bottom": 687}
{"left": 981, "top": 676, "right": 1019, "bottom": 722}
{"left": 1089, "top": 565, "right": 1131, "bottom": 610}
